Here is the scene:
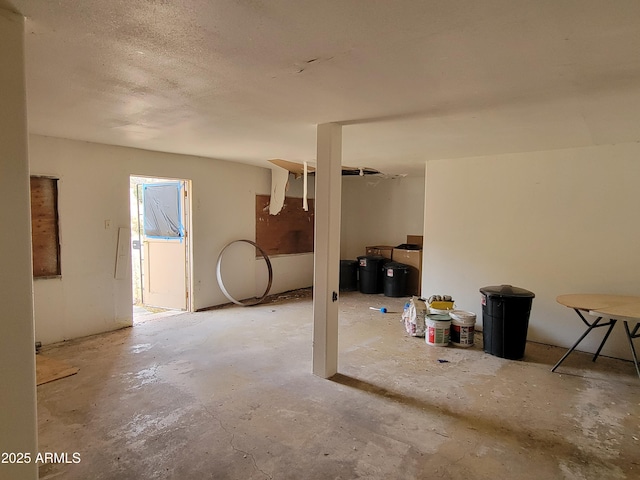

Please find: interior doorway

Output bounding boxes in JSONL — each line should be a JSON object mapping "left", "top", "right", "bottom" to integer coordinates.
{"left": 130, "top": 175, "right": 192, "bottom": 322}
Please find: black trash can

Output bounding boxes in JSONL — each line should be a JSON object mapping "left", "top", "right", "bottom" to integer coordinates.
{"left": 357, "top": 255, "right": 385, "bottom": 294}
{"left": 339, "top": 260, "right": 358, "bottom": 292}
{"left": 479, "top": 284, "right": 535, "bottom": 360}
{"left": 383, "top": 262, "right": 409, "bottom": 297}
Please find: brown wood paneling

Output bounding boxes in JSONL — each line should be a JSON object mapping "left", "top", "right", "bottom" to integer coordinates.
{"left": 256, "top": 195, "right": 314, "bottom": 256}
{"left": 30, "top": 177, "right": 61, "bottom": 277}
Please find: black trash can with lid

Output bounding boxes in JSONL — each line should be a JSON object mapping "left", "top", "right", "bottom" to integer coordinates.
{"left": 480, "top": 285, "right": 535, "bottom": 359}
{"left": 339, "top": 260, "right": 358, "bottom": 292}
{"left": 383, "top": 262, "right": 409, "bottom": 297}
{"left": 357, "top": 255, "right": 385, "bottom": 294}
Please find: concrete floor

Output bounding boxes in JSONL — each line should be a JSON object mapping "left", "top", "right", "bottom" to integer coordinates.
{"left": 37, "top": 290, "right": 639, "bottom": 480}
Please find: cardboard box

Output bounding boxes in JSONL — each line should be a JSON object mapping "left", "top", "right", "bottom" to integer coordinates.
{"left": 406, "top": 235, "right": 423, "bottom": 248}
{"left": 392, "top": 247, "right": 422, "bottom": 296}
{"left": 365, "top": 245, "right": 394, "bottom": 260}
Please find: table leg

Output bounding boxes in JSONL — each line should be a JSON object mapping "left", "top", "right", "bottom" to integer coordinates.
{"left": 551, "top": 310, "right": 617, "bottom": 373}
{"left": 592, "top": 319, "right": 617, "bottom": 362}
{"left": 623, "top": 321, "right": 640, "bottom": 379}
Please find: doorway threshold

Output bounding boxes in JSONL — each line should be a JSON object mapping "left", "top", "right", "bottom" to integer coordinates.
{"left": 133, "top": 305, "right": 183, "bottom": 324}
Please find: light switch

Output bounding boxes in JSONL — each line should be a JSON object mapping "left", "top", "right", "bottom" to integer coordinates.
{"left": 105, "top": 219, "right": 111, "bottom": 229}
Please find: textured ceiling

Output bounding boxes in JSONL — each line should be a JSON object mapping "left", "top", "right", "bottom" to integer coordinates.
{"left": 4, "top": 0, "right": 640, "bottom": 175}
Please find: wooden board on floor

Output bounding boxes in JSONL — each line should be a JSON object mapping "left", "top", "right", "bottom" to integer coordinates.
{"left": 36, "top": 355, "right": 79, "bottom": 385}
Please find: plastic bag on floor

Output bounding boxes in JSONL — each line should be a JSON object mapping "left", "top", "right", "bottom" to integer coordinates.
{"left": 402, "top": 296, "right": 427, "bottom": 337}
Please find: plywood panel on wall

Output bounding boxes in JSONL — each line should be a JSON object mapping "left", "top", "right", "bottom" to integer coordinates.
{"left": 30, "top": 176, "right": 61, "bottom": 277}
{"left": 256, "top": 195, "right": 314, "bottom": 256}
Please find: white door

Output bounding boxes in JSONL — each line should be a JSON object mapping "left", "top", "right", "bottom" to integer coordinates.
{"left": 141, "top": 181, "right": 189, "bottom": 310}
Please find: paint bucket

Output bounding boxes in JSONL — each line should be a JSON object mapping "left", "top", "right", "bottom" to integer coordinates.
{"left": 449, "top": 310, "right": 476, "bottom": 347}
{"left": 425, "top": 314, "right": 451, "bottom": 346}
{"left": 428, "top": 307, "right": 452, "bottom": 315}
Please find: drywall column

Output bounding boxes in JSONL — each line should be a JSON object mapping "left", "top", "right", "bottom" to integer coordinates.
{"left": 421, "top": 161, "right": 429, "bottom": 298}
{"left": 312, "top": 123, "right": 342, "bottom": 378}
{"left": 0, "top": 9, "right": 38, "bottom": 480}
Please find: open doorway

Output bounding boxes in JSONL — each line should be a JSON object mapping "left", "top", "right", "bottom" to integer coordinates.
{"left": 130, "top": 175, "right": 192, "bottom": 323}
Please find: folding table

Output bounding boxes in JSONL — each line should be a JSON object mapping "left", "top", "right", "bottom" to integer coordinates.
{"left": 554, "top": 294, "right": 640, "bottom": 379}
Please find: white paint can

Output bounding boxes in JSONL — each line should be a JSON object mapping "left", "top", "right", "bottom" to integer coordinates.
{"left": 449, "top": 310, "right": 476, "bottom": 347}
{"left": 425, "top": 314, "right": 451, "bottom": 347}
{"left": 428, "top": 307, "right": 451, "bottom": 315}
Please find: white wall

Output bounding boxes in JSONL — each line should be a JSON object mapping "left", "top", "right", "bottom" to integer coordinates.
{"left": 29, "top": 135, "right": 314, "bottom": 344}
{"left": 423, "top": 142, "right": 640, "bottom": 360}
{"left": 0, "top": 10, "right": 38, "bottom": 480}
{"left": 341, "top": 175, "right": 425, "bottom": 259}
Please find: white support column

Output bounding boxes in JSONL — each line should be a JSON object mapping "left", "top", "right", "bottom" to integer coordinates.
{"left": 421, "top": 161, "right": 429, "bottom": 298}
{"left": 0, "top": 9, "right": 38, "bottom": 480}
{"left": 312, "top": 123, "right": 342, "bottom": 378}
